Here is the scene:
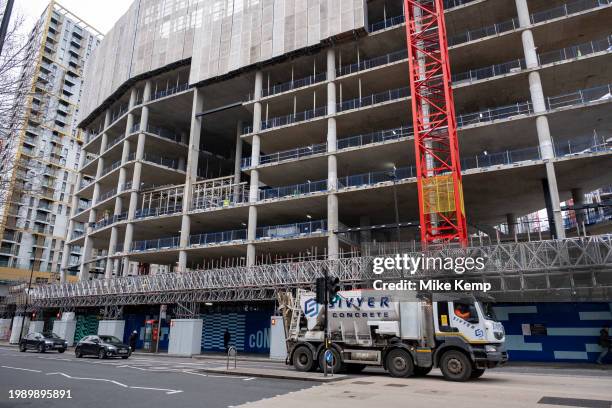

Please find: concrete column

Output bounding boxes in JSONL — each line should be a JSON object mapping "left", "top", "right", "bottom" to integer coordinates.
{"left": 571, "top": 187, "right": 585, "bottom": 226}
{"left": 506, "top": 213, "right": 516, "bottom": 236}
{"left": 543, "top": 164, "right": 566, "bottom": 239}
{"left": 177, "top": 88, "right": 205, "bottom": 273}
{"left": 246, "top": 72, "right": 264, "bottom": 266}
{"left": 326, "top": 48, "right": 339, "bottom": 259}
{"left": 515, "top": 0, "right": 531, "bottom": 27}
{"left": 516, "top": 0, "right": 563, "bottom": 240}
{"left": 120, "top": 85, "right": 151, "bottom": 274}
{"left": 234, "top": 121, "right": 243, "bottom": 184}
{"left": 61, "top": 153, "right": 87, "bottom": 282}
{"left": 105, "top": 226, "right": 118, "bottom": 278}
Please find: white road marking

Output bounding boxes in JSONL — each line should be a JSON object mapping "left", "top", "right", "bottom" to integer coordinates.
{"left": 1, "top": 365, "right": 42, "bottom": 373}
{"left": 243, "top": 377, "right": 256, "bottom": 381}
{"left": 45, "top": 372, "right": 182, "bottom": 395}
{"left": 130, "top": 386, "right": 183, "bottom": 395}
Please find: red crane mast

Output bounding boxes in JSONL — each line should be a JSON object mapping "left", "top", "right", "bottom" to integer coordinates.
{"left": 403, "top": 0, "right": 468, "bottom": 246}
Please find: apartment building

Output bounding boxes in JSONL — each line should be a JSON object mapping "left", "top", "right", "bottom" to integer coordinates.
{"left": 0, "top": 1, "right": 102, "bottom": 280}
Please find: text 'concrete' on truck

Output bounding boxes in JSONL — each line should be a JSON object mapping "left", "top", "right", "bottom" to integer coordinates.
{"left": 280, "top": 289, "right": 507, "bottom": 381}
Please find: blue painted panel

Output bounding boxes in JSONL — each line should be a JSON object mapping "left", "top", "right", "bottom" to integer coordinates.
{"left": 494, "top": 302, "right": 611, "bottom": 363}
{"left": 201, "top": 311, "right": 271, "bottom": 354}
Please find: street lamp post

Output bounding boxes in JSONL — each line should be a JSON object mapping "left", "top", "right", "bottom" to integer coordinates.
{"left": 18, "top": 260, "right": 36, "bottom": 343}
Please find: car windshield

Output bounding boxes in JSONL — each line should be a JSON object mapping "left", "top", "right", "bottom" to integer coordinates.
{"left": 99, "top": 335, "right": 121, "bottom": 343}
{"left": 42, "top": 332, "right": 60, "bottom": 339}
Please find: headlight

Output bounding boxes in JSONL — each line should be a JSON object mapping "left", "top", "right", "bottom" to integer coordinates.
{"left": 485, "top": 345, "right": 497, "bottom": 353}
{"left": 106, "top": 346, "right": 117, "bottom": 350}
{"left": 45, "top": 341, "right": 54, "bottom": 345}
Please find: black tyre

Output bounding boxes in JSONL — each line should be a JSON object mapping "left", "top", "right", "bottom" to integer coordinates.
{"left": 292, "top": 346, "right": 314, "bottom": 372}
{"left": 414, "top": 366, "right": 433, "bottom": 376}
{"left": 75, "top": 348, "right": 83, "bottom": 358}
{"left": 439, "top": 350, "right": 472, "bottom": 382}
{"left": 386, "top": 349, "right": 414, "bottom": 378}
{"left": 19, "top": 344, "right": 26, "bottom": 352}
{"left": 471, "top": 368, "right": 486, "bottom": 379}
{"left": 345, "top": 364, "right": 366, "bottom": 374}
{"left": 37, "top": 344, "right": 45, "bottom": 353}
{"left": 318, "top": 348, "right": 345, "bottom": 374}
{"left": 121, "top": 356, "right": 129, "bottom": 359}
{"left": 98, "top": 349, "right": 107, "bottom": 359}
{"left": 58, "top": 349, "right": 65, "bottom": 353}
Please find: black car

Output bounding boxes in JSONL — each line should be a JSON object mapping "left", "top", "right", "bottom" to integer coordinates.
{"left": 19, "top": 332, "right": 67, "bottom": 353}
{"left": 75, "top": 335, "right": 131, "bottom": 359}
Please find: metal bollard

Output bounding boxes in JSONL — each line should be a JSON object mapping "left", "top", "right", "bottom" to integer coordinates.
{"left": 226, "top": 346, "right": 237, "bottom": 370}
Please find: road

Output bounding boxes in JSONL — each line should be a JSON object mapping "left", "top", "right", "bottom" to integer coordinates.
{"left": 1, "top": 346, "right": 611, "bottom": 408}
{"left": 0, "top": 347, "right": 313, "bottom": 408}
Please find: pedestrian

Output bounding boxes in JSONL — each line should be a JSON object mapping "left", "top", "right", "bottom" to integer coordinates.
{"left": 129, "top": 330, "right": 138, "bottom": 352}
{"left": 223, "top": 328, "right": 231, "bottom": 352}
{"left": 596, "top": 328, "right": 610, "bottom": 364}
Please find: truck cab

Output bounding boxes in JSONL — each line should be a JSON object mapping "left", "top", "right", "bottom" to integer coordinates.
{"left": 432, "top": 298, "right": 507, "bottom": 380}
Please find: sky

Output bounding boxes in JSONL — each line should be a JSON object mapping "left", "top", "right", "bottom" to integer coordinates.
{"left": 16, "top": 0, "right": 132, "bottom": 35}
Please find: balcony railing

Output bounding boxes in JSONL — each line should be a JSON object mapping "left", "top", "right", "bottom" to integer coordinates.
{"left": 337, "top": 87, "right": 410, "bottom": 112}
{"left": 449, "top": 18, "right": 519, "bottom": 46}
{"left": 142, "top": 153, "right": 181, "bottom": 170}
{"left": 369, "top": 15, "right": 405, "bottom": 32}
{"left": 97, "top": 188, "right": 118, "bottom": 203}
{"left": 190, "top": 229, "right": 247, "bottom": 246}
{"left": 145, "top": 124, "right": 183, "bottom": 143}
{"left": 242, "top": 143, "right": 327, "bottom": 168}
{"left": 338, "top": 167, "right": 415, "bottom": 189}
{"left": 256, "top": 220, "right": 327, "bottom": 240}
{"left": 191, "top": 185, "right": 249, "bottom": 211}
{"left": 337, "top": 50, "right": 408, "bottom": 77}
{"left": 546, "top": 83, "right": 612, "bottom": 110}
{"left": 456, "top": 101, "right": 533, "bottom": 127}
{"left": 530, "top": 0, "right": 611, "bottom": 24}
{"left": 259, "top": 180, "right": 327, "bottom": 201}
{"left": 92, "top": 213, "right": 127, "bottom": 231}
{"left": 151, "top": 83, "right": 190, "bottom": 101}
{"left": 256, "top": 106, "right": 328, "bottom": 132}
{"left": 261, "top": 72, "right": 327, "bottom": 98}
{"left": 553, "top": 134, "right": 611, "bottom": 157}
{"left": 135, "top": 204, "right": 183, "bottom": 219}
{"left": 537, "top": 35, "right": 612, "bottom": 65}
{"left": 131, "top": 236, "right": 180, "bottom": 252}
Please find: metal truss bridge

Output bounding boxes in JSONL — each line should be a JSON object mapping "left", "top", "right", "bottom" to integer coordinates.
{"left": 16, "top": 235, "right": 612, "bottom": 310}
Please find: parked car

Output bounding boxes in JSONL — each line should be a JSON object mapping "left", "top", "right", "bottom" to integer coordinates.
{"left": 19, "top": 332, "right": 67, "bottom": 353}
{"left": 75, "top": 335, "right": 131, "bottom": 359}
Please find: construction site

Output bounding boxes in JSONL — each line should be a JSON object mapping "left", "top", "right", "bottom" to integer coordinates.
{"left": 1, "top": 0, "right": 611, "bottom": 364}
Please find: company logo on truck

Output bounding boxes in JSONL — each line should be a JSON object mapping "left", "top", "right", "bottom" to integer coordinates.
{"left": 304, "top": 298, "right": 319, "bottom": 317}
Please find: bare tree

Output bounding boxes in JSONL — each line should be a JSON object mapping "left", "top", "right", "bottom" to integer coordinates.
{"left": 0, "top": 3, "right": 38, "bottom": 218}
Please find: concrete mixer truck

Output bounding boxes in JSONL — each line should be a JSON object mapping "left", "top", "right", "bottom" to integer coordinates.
{"left": 280, "top": 289, "right": 507, "bottom": 381}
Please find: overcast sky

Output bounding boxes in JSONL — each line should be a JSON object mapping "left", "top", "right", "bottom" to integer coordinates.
{"left": 16, "top": 0, "right": 131, "bottom": 35}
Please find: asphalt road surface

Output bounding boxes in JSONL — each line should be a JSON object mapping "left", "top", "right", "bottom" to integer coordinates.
{"left": 0, "top": 347, "right": 314, "bottom": 408}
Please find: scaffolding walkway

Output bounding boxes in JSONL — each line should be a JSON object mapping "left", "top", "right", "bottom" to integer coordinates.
{"left": 18, "top": 235, "right": 612, "bottom": 309}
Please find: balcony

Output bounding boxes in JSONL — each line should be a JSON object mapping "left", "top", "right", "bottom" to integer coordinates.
{"left": 151, "top": 83, "right": 190, "bottom": 101}
{"left": 259, "top": 180, "right": 327, "bottom": 201}
{"left": 256, "top": 220, "right": 327, "bottom": 240}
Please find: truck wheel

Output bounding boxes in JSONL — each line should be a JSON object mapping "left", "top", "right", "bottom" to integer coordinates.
{"left": 319, "top": 348, "right": 345, "bottom": 373}
{"left": 292, "top": 346, "right": 314, "bottom": 372}
{"left": 386, "top": 349, "right": 414, "bottom": 378}
{"left": 414, "top": 366, "right": 432, "bottom": 376}
{"left": 440, "top": 350, "right": 472, "bottom": 382}
{"left": 471, "top": 368, "right": 486, "bottom": 379}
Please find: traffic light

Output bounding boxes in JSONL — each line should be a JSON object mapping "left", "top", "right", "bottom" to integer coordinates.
{"left": 328, "top": 277, "right": 340, "bottom": 301}
{"left": 315, "top": 277, "right": 326, "bottom": 304}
